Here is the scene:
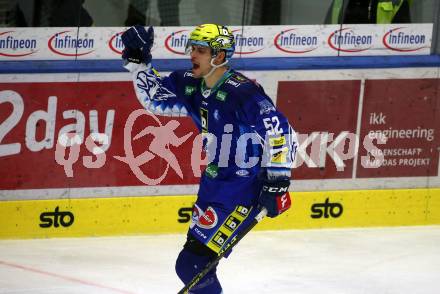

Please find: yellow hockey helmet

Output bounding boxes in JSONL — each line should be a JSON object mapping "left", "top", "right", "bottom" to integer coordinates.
{"left": 185, "top": 24, "right": 235, "bottom": 59}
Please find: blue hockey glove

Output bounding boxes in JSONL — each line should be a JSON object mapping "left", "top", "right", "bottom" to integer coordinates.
{"left": 121, "top": 25, "right": 154, "bottom": 64}
{"left": 258, "top": 178, "right": 291, "bottom": 218}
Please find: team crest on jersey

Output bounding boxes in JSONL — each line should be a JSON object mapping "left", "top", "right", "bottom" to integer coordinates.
{"left": 197, "top": 207, "right": 218, "bottom": 229}
{"left": 258, "top": 100, "right": 276, "bottom": 115}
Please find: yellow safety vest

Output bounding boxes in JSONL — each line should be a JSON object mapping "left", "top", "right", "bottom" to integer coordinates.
{"left": 330, "top": 0, "right": 411, "bottom": 24}
{"left": 377, "top": 0, "right": 403, "bottom": 24}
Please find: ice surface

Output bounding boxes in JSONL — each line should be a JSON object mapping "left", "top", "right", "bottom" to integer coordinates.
{"left": 0, "top": 226, "right": 439, "bottom": 294}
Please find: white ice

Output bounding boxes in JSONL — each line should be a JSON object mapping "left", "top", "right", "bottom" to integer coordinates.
{"left": 0, "top": 226, "right": 439, "bottom": 294}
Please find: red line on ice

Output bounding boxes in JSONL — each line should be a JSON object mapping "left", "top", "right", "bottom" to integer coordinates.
{"left": 0, "top": 260, "right": 134, "bottom": 294}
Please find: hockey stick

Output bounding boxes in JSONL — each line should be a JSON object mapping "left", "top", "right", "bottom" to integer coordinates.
{"left": 177, "top": 207, "right": 268, "bottom": 294}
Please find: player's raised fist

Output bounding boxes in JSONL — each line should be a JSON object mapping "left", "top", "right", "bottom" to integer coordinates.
{"left": 121, "top": 25, "right": 154, "bottom": 64}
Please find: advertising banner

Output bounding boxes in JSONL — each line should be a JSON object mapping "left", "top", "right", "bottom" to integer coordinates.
{"left": 0, "top": 69, "right": 439, "bottom": 197}
{"left": 0, "top": 24, "right": 433, "bottom": 61}
{"left": 276, "top": 80, "right": 361, "bottom": 179}
{"left": 0, "top": 82, "right": 200, "bottom": 190}
{"left": 356, "top": 79, "right": 440, "bottom": 177}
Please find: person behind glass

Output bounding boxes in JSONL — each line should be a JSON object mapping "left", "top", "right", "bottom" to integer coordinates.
{"left": 326, "top": 0, "right": 412, "bottom": 24}
{"left": 120, "top": 24, "right": 297, "bottom": 293}
{"left": 125, "top": 0, "right": 181, "bottom": 26}
{"left": 34, "top": 0, "right": 93, "bottom": 26}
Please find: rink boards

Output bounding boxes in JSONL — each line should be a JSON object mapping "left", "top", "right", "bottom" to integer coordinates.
{"left": 0, "top": 188, "right": 439, "bottom": 239}
{"left": 1, "top": 64, "right": 440, "bottom": 239}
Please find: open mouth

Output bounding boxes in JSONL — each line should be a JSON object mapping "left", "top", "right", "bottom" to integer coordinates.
{"left": 192, "top": 63, "right": 200, "bottom": 70}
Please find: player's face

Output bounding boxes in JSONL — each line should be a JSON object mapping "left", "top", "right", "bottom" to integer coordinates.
{"left": 189, "top": 45, "right": 213, "bottom": 78}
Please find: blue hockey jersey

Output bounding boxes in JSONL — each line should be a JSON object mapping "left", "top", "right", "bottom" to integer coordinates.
{"left": 128, "top": 63, "right": 297, "bottom": 206}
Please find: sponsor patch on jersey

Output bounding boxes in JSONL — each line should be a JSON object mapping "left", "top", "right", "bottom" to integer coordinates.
{"left": 200, "top": 108, "right": 208, "bottom": 132}
{"left": 235, "top": 169, "right": 250, "bottom": 177}
{"left": 226, "top": 79, "right": 240, "bottom": 88}
{"left": 197, "top": 206, "right": 218, "bottom": 229}
{"left": 205, "top": 164, "right": 218, "bottom": 178}
{"left": 271, "top": 147, "right": 288, "bottom": 164}
{"left": 234, "top": 75, "right": 248, "bottom": 82}
{"left": 185, "top": 86, "right": 196, "bottom": 95}
{"left": 269, "top": 136, "right": 286, "bottom": 147}
{"left": 258, "top": 100, "right": 276, "bottom": 115}
{"left": 216, "top": 90, "right": 227, "bottom": 101}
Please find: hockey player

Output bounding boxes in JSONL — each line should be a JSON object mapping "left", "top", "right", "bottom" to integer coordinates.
{"left": 121, "top": 24, "right": 297, "bottom": 293}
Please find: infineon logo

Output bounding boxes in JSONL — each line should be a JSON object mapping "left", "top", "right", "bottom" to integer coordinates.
{"left": 165, "top": 30, "right": 188, "bottom": 55}
{"left": 48, "top": 30, "right": 95, "bottom": 57}
{"left": 233, "top": 29, "right": 264, "bottom": 55}
{"left": 383, "top": 27, "right": 429, "bottom": 52}
{"left": 108, "top": 31, "right": 124, "bottom": 55}
{"left": 328, "top": 28, "right": 372, "bottom": 52}
{"left": 0, "top": 31, "right": 37, "bottom": 57}
{"left": 274, "top": 28, "right": 318, "bottom": 54}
